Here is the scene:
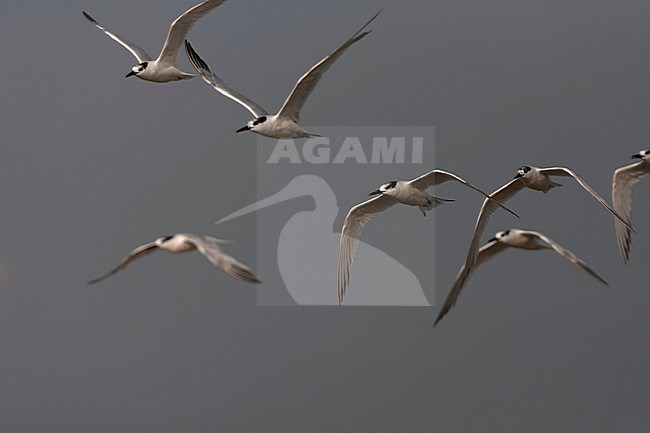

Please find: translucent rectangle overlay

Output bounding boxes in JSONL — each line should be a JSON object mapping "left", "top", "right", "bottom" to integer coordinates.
{"left": 245, "top": 126, "right": 436, "bottom": 306}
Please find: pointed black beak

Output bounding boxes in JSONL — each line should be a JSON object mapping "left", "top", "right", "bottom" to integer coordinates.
{"left": 236, "top": 125, "right": 250, "bottom": 133}
{"left": 632, "top": 153, "right": 642, "bottom": 159}
{"left": 368, "top": 190, "right": 381, "bottom": 196}
{"left": 488, "top": 237, "right": 497, "bottom": 243}
{"left": 125, "top": 71, "right": 136, "bottom": 78}
{"left": 514, "top": 173, "right": 523, "bottom": 179}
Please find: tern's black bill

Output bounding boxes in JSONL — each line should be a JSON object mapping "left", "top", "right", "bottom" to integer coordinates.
{"left": 368, "top": 190, "right": 381, "bottom": 196}
{"left": 236, "top": 125, "right": 250, "bottom": 133}
{"left": 125, "top": 71, "right": 136, "bottom": 78}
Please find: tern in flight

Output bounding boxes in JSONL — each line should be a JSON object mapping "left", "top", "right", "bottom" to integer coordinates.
{"left": 336, "top": 169, "right": 518, "bottom": 305}
{"left": 434, "top": 228, "right": 608, "bottom": 326}
{"left": 612, "top": 149, "right": 650, "bottom": 263}
{"left": 184, "top": 10, "right": 381, "bottom": 138}
{"left": 88, "top": 233, "right": 259, "bottom": 284}
{"left": 83, "top": 0, "right": 226, "bottom": 82}
{"left": 216, "top": 175, "right": 432, "bottom": 306}
{"left": 450, "top": 165, "right": 631, "bottom": 305}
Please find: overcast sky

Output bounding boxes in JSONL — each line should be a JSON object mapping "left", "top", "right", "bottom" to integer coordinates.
{"left": 1, "top": 0, "right": 650, "bottom": 431}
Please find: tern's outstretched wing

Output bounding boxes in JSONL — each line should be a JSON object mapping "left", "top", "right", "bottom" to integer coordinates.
{"left": 540, "top": 166, "right": 632, "bottom": 230}
{"left": 185, "top": 234, "right": 260, "bottom": 283}
{"left": 434, "top": 179, "right": 526, "bottom": 325}
{"left": 277, "top": 10, "right": 381, "bottom": 122}
{"left": 612, "top": 161, "right": 649, "bottom": 263}
{"left": 185, "top": 40, "right": 268, "bottom": 117}
{"left": 337, "top": 193, "right": 398, "bottom": 305}
{"left": 408, "top": 169, "right": 519, "bottom": 218}
{"left": 87, "top": 241, "right": 158, "bottom": 284}
{"left": 434, "top": 238, "right": 507, "bottom": 326}
{"left": 158, "top": 0, "right": 227, "bottom": 66}
{"left": 528, "top": 231, "right": 607, "bottom": 285}
{"left": 83, "top": 11, "right": 152, "bottom": 63}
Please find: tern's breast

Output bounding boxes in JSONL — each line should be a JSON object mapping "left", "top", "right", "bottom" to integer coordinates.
{"left": 161, "top": 236, "right": 197, "bottom": 253}
{"left": 522, "top": 171, "right": 554, "bottom": 192}
{"left": 256, "top": 117, "right": 310, "bottom": 139}
{"left": 139, "top": 65, "right": 192, "bottom": 83}
{"left": 393, "top": 184, "right": 430, "bottom": 206}
{"left": 503, "top": 235, "right": 540, "bottom": 250}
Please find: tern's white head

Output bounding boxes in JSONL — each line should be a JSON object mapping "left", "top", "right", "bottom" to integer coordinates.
{"left": 126, "top": 61, "right": 148, "bottom": 78}
{"left": 236, "top": 116, "right": 268, "bottom": 133}
{"left": 632, "top": 149, "right": 650, "bottom": 160}
{"left": 489, "top": 229, "right": 510, "bottom": 242}
{"left": 514, "top": 165, "right": 532, "bottom": 179}
{"left": 369, "top": 180, "right": 398, "bottom": 196}
{"left": 155, "top": 235, "right": 174, "bottom": 246}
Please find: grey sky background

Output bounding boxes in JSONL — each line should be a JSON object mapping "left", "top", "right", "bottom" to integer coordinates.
{"left": 1, "top": 0, "right": 650, "bottom": 431}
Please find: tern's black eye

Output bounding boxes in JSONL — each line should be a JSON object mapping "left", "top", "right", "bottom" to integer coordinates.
{"left": 257, "top": 116, "right": 267, "bottom": 124}
{"left": 503, "top": 230, "right": 510, "bottom": 235}
{"left": 378, "top": 180, "right": 399, "bottom": 192}
{"left": 515, "top": 166, "right": 531, "bottom": 178}
{"left": 140, "top": 61, "right": 148, "bottom": 70}
{"left": 162, "top": 235, "right": 173, "bottom": 242}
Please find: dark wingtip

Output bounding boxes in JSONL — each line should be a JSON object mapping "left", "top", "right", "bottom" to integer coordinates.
{"left": 494, "top": 199, "right": 519, "bottom": 218}
{"left": 369, "top": 8, "right": 384, "bottom": 22}
{"left": 244, "top": 274, "right": 261, "bottom": 284}
{"left": 87, "top": 271, "right": 112, "bottom": 285}
{"left": 185, "top": 39, "right": 212, "bottom": 74}
{"left": 82, "top": 11, "right": 96, "bottom": 23}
